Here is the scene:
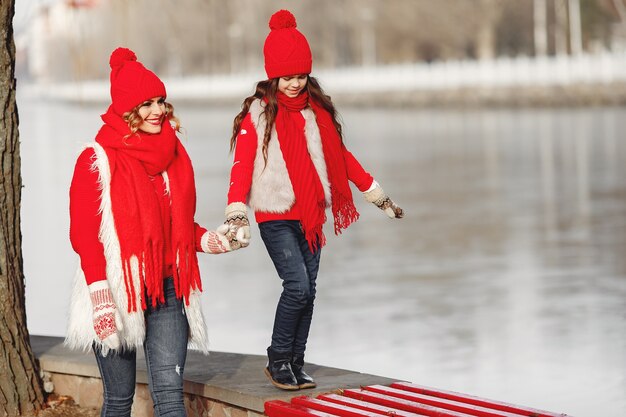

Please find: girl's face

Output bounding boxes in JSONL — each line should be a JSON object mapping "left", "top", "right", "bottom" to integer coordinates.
{"left": 278, "top": 75, "right": 308, "bottom": 98}
{"left": 137, "top": 97, "right": 166, "bottom": 134}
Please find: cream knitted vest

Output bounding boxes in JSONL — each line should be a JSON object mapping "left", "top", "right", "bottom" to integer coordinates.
{"left": 65, "top": 143, "right": 209, "bottom": 354}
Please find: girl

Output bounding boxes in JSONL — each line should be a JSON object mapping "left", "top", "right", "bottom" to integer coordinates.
{"left": 67, "top": 48, "right": 243, "bottom": 416}
{"left": 224, "top": 10, "right": 403, "bottom": 391}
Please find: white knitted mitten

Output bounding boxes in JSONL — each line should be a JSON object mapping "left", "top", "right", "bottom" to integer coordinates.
{"left": 224, "top": 202, "right": 251, "bottom": 249}
{"left": 88, "top": 280, "right": 123, "bottom": 352}
{"left": 201, "top": 224, "right": 235, "bottom": 254}
{"left": 363, "top": 181, "right": 404, "bottom": 219}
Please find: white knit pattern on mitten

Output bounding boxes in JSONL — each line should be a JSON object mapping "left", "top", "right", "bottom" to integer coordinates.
{"left": 363, "top": 181, "right": 401, "bottom": 219}
{"left": 201, "top": 225, "right": 232, "bottom": 254}
{"left": 224, "top": 202, "right": 251, "bottom": 248}
{"left": 225, "top": 202, "right": 247, "bottom": 219}
{"left": 88, "top": 280, "right": 121, "bottom": 350}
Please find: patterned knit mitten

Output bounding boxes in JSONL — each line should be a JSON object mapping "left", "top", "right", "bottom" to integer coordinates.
{"left": 364, "top": 181, "right": 404, "bottom": 219}
{"left": 224, "top": 202, "right": 251, "bottom": 249}
{"left": 88, "top": 280, "right": 122, "bottom": 352}
{"left": 201, "top": 224, "right": 234, "bottom": 254}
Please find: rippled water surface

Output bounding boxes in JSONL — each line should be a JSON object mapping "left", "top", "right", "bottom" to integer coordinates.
{"left": 19, "top": 96, "right": 626, "bottom": 417}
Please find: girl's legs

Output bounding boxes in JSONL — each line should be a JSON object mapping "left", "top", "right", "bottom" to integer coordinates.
{"left": 292, "top": 234, "right": 320, "bottom": 357}
{"left": 259, "top": 220, "right": 320, "bottom": 389}
{"left": 143, "top": 278, "right": 190, "bottom": 417}
{"left": 290, "top": 228, "right": 320, "bottom": 389}
{"left": 94, "top": 346, "right": 136, "bottom": 417}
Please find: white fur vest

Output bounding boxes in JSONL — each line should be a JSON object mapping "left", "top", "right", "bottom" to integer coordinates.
{"left": 247, "top": 99, "right": 331, "bottom": 212}
{"left": 65, "top": 143, "right": 209, "bottom": 354}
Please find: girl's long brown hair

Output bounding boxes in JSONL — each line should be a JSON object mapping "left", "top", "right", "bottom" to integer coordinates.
{"left": 230, "top": 76, "right": 343, "bottom": 164}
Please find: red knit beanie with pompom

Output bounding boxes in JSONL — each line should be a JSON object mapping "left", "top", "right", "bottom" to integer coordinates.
{"left": 109, "top": 47, "right": 166, "bottom": 116}
{"left": 263, "top": 10, "right": 312, "bottom": 79}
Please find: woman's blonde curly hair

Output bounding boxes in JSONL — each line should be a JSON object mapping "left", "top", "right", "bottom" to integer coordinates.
{"left": 122, "top": 100, "right": 181, "bottom": 141}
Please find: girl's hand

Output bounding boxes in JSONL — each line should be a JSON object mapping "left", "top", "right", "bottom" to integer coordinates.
{"left": 225, "top": 202, "right": 251, "bottom": 248}
{"left": 364, "top": 182, "right": 404, "bottom": 219}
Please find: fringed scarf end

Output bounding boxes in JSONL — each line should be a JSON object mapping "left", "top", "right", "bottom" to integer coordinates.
{"left": 122, "top": 259, "right": 137, "bottom": 313}
{"left": 174, "top": 245, "right": 202, "bottom": 306}
{"left": 142, "top": 243, "right": 165, "bottom": 308}
{"left": 305, "top": 225, "right": 326, "bottom": 254}
{"left": 305, "top": 200, "right": 327, "bottom": 253}
{"left": 332, "top": 191, "right": 360, "bottom": 235}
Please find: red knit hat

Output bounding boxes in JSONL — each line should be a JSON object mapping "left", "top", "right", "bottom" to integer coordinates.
{"left": 109, "top": 47, "right": 166, "bottom": 115}
{"left": 263, "top": 10, "right": 312, "bottom": 79}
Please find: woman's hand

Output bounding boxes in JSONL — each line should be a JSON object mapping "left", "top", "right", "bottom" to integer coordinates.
{"left": 201, "top": 224, "right": 244, "bottom": 253}
{"left": 88, "top": 280, "right": 123, "bottom": 352}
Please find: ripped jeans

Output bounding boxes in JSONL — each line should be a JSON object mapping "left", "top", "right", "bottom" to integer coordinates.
{"left": 259, "top": 220, "right": 321, "bottom": 356}
{"left": 94, "top": 278, "right": 189, "bottom": 417}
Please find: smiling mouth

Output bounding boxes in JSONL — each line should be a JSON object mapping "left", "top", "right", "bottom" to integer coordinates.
{"left": 145, "top": 118, "right": 162, "bottom": 126}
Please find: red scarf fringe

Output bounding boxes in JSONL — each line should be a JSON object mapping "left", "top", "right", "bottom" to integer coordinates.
{"left": 331, "top": 188, "right": 360, "bottom": 235}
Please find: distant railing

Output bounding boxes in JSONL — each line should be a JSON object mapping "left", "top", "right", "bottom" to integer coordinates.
{"left": 22, "top": 51, "right": 626, "bottom": 102}
{"left": 318, "top": 51, "right": 626, "bottom": 93}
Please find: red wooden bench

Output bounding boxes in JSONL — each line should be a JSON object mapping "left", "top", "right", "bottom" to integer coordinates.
{"left": 265, "top": 382, "right": 571, "bottom": 417}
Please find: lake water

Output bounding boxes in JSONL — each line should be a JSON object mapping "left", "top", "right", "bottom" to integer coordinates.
{"left": 18, "top": 95, "right": 626, "bottom": 417}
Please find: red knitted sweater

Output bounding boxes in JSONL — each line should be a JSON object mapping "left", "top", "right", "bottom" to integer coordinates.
{"left": 70, "top": 148, "right": 207, "bottom": 285}
{"left": 227, "top": 112, "right": 374, "bottom": 222}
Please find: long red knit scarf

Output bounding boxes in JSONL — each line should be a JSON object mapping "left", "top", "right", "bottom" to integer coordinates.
{"left": 96, "top": 106, "right": 201, "bottom": 310}
{"left": 275, "top": 92, "right": 359, "bottom": 252}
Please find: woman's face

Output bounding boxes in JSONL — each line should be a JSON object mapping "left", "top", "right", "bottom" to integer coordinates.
{"left": 278, "top": 75, "right": 308, "bottom": 98}
{"left": 137, "top": 97, "right": 166, "bottom": 134}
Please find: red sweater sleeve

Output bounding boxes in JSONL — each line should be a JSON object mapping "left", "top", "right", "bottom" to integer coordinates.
{"left": 227, "top": 114, "right": 257, "bottom": 205}
{"left": 69, "top": 148, "right": 107, "bottom": 284}
{"left": 342, "top": 144, "right": 375, "bottom": 192}
{"left": 194, "top": 223, "right": 208, "bottom": 252}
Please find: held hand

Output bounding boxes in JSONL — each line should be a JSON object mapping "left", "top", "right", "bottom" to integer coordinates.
{"left": 364, "top": 182, "right": 404, "bottom": 219}
{"left": 88, "top": 280, "right": 122, "bottom": 352}
{"left": 201, "top": 224, "right": 237, "bottom": 253}
{"left": 225, "top": 202, "right": 251, "bottom": 249}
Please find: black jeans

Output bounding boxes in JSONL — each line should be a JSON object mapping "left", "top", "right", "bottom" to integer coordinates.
{"left": 259, "top": 220, "right": 321, "bottom": 356}
{"left": 93, "top": 278, "right": 189, "bottom": 417}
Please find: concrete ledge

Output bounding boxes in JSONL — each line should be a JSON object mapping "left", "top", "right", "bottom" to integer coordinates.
{"left": 32, "top": 335, "right": 398, "bottom": 415}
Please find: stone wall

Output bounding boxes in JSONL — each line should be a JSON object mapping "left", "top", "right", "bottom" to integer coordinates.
{"left": 47, "top": 371, "right": 265, "bottom": 417}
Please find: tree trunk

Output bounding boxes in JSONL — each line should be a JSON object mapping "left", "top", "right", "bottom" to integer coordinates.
{"left": 534, "top": 0, "right": 548, "bottom": 56}
{"left": 476, "top": 0, "right": 504, "bottom": 60}
{"left": 0, "top": 1, "right": 46, "bottom": 415}
{"left": 554, "top": 0, "right": 569, "bottom": 55}
{"left": 568, "top": 0, "right": 583, "bottom": 55}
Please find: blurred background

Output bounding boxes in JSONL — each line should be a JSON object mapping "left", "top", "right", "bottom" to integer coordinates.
{"left": 13, "top": 1, "right": 626, "bottom": 417}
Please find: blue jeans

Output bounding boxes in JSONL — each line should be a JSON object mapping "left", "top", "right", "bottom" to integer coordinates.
{"left": 259, "top": 220, "right": 321, "bottom": 356}
{"left": 94, "top": 278, "right": 189, "bottom": 417}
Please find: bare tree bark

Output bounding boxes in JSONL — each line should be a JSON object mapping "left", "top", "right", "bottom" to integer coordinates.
{"left": 555, "top": 0, "right": 569, "bottom": 55}
{"left": 611, "top": 0, "right": 626, "bottom": 47}
{"left": 568, "top": 0, "right": 583, "bottom": 54}
{"left": 613, "top": 0, "right": 626, "bottom": 22}
{"left": 0, "top": 0, "right": 46, "bottom": 415}
{"left": 476, "top": 0, "right": 505, "bottom": 60}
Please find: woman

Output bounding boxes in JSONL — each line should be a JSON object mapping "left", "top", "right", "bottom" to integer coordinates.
{"left": 66, "top": 47, "right": 242, "bottom": 416}
{"left": 224, "top": 10, "right": 404, "bottom": 391}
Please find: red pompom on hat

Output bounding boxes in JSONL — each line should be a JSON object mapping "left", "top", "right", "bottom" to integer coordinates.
{"left": 263, "top": 10, "right": 312, "bottom": 79}
{"left": 109, "top": 47, "right": 166, "bottom": 116}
